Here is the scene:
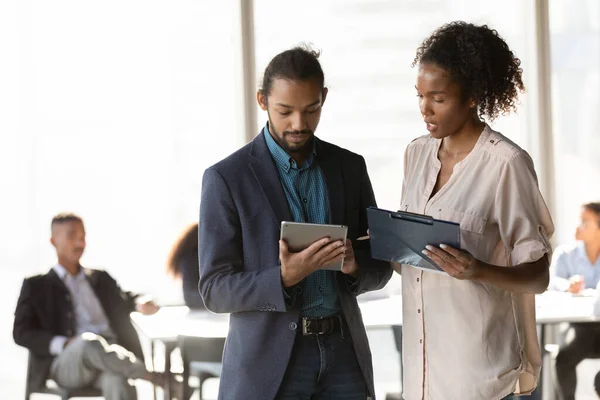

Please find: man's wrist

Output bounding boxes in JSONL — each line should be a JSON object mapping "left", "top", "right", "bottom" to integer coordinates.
{"left": 281, "top": 270, "right": 290, "bottom": 288}
{"left": 280, "top": 266, "right": 296, "bottom": 288}
{"left": 347, "top": 268, "right": 360, "bottom": 279}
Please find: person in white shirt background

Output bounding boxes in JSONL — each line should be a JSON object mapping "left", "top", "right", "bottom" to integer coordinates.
{"left": 550, "top": 202, "right": 600, "bottom": 400}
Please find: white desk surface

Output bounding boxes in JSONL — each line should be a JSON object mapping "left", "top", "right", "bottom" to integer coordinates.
{"left": 131, "top": 307, "right": 229, "bottom": 341}
{"left": 360, "top": 291, "right": 600, "bottom": 327}
{"left": 535, "top": 290, "right": 600, "bottom": 324}
{"left": 131, "top": 291, "right": 600, "bottom": 342}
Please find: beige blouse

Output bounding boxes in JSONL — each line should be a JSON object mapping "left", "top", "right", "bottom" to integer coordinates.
{"left": 400, "top": 125, "right": 554, "bottom": 400}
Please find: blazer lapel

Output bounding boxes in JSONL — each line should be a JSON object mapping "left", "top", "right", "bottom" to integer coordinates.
{"left": 249, "top": 130, "right": 292, "bottom": 228}
{"left": 84, "top": 268, "right": 100, "bottom": 289}
{"left": 83, "top": 268, "right": 112, "bottom": 316}
{"left": 84, "top": 268, "right": 108, "bottom": 305}
{"left": 48, "top": 269, "right": 69, "bottom": 293}
{"left": 316, "top": 139, "right": 345, "bottom": 225}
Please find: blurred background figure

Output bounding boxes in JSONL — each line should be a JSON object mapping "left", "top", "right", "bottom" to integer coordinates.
{"left": 550, "top": 202, "right": 600, "bottom": 400}
{"left": 12, "top": 213, "right": 164, "bottom": 400}
{"left": 550, "top": 202, "right": 600, "bottom": 294}
{"left": 167, "top": 223, "right": 206, "bottom": 310}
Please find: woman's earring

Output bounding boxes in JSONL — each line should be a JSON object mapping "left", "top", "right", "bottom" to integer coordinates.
{"left": 470, "top": 102, "right": 476, "bottom": 109}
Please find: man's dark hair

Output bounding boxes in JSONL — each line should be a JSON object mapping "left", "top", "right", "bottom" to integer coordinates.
{"left": 583, "top": 203, "right": 600, "bottom": 226}
{"left": 259, "top": 45, "right": 325, "bottom": 99}
{"left": 51, "top": 212, "right": 83, "bottom": 231}
{"left": 413, "top": 21, "right": 525, "bottom": 121}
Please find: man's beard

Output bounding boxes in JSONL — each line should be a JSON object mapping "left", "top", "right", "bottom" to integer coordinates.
{"left": 267, "top": 113, "right": 314, "bottom": 154}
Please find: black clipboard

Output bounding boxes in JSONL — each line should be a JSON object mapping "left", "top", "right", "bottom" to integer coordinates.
{"left": 366, "top": 206, "right": 461, "bottom": 274}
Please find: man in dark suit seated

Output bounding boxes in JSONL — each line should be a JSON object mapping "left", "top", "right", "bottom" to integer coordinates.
{"left": 13, "top": 213, "right": 165, "bottom": 400}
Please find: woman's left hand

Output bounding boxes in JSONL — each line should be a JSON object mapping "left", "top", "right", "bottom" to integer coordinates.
{"left": 422, "top": 244, "right": 481, "bottom": 280}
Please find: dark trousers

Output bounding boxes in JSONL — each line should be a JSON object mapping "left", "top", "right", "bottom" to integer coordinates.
{"left": 275, "top": 322, "right": 368, "bottom": 400}
{"left": 555, "top": 323, "right": 600, "bottom": 400}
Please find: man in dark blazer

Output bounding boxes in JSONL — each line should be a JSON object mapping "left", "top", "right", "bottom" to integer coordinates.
{"left": 199, "top": 47, "right": 393, "bottom": 400}
{"left": 13, "top": 213, "right": 164, "bottom": 400}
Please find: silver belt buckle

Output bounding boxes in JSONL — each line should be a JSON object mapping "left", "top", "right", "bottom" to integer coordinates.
{"left": 302, "top": 317, "right": 326, "bottom": 336}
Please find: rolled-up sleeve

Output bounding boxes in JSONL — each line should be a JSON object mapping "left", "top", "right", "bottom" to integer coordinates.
{"left": 494, "top": 151, "right": 554, "bottom": 266}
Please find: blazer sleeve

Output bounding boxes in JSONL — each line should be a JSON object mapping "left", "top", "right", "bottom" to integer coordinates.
{"left": 13, "top": 278, "right": 55, "bottom": 356}
{"left": 348, "top": 156, "right": 393, "bottom": 295}
{"left": 198, "top": 167, "right": 287, "bottom": 314}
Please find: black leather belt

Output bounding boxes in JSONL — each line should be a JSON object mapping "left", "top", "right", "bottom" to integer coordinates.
{"left": 301, "top": 315, "right": 343, "bottom": 336}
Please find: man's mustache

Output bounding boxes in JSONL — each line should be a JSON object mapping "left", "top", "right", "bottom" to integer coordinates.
{"left": 284, "top": 130, "right": 313, "bottom": 135}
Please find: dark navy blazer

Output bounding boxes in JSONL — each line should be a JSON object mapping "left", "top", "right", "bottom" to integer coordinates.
{"left": 198, "top": 130, "right": 392, "bottom": 399}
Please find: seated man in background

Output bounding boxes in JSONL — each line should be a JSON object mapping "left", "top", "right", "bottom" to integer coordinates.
{"left": 13, "top": 213, "right": 165, "bottom": 400}
{"left": 550, "top": 202, "right": 600, "bottom": 400}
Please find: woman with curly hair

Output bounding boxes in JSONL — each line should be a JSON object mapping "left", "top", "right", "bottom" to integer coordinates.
{"left": 398, "top": 22, "right": 554, "bottom": 399}
{"left": 166, "top": 223, "right": 206, "bottom": 309}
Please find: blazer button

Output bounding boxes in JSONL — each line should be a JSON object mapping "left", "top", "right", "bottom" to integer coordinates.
{"left": 289, "top": 322, "right": 297, "bottom": 331}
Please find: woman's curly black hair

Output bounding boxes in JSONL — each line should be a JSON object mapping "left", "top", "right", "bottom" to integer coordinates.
{"left": 413, "top": 21, "right": 525, "bottom": 121}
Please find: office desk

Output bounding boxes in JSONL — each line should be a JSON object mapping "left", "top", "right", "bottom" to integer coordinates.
{"left": 131, "top": 308, "right": 228, "bottom": 399}
{"left": 132, "top": 292, "right": 599, "bottom": 400}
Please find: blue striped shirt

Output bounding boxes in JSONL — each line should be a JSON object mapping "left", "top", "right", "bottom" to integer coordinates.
{"left": 264, "top": 124, "right": 340, "bottom": 317}
{"left": 551, "top": 242, "right": 600, "bottom": 291}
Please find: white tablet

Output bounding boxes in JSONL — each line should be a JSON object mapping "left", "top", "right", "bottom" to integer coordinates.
{"left": 280, "top": 221, "right": 348, "bottom": 271}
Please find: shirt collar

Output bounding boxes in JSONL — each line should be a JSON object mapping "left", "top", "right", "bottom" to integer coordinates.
{"left": 263, "top": 123, "right": 317, "bottom": 172}
{"left": 53, "top": 264, "right": 85, "bottom": 281}
{"left": 575, "top": 241, "right": 600, "bottom": 266}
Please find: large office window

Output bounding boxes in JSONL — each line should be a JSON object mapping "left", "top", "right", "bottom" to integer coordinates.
{"left": 549, "top": 0, "right": 600, "bottom": 244}
{"left": 253, "top": 0, "right": 537, "bottom": 212}
{"left": 0, "top": 1, "right": 245, "bottom": 301}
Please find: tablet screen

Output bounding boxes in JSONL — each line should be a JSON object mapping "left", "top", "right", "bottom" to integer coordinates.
{"left": 280, "top": 222, "right": 348, "bottom": 271}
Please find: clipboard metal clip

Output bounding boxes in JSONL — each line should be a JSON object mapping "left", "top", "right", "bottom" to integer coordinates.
{"left": 389, "top": 211, "right": 434, "bottom": 225}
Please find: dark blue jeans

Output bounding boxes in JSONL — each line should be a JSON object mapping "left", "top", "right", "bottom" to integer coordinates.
{"left": 275, "top": 324, "right": 368, "bottom": 400}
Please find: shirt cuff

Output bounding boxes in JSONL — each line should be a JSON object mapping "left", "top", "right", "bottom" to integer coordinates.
{"left": 282, "top": 286, "right": 295, "bottom": 300}
{"left": 511, "top": 240, "right": 550, "bottom": 266}
{"left": 49, "top": 335, "right": 69, "bottom": 356}
{"left": 344, "top": 274, "right": 360, "bottom": 290}
{"left": 281, "top": 280, "right": 303, "bottom": 309}
{"left": 550, "top": 276, "right": 571, "bottom": 292}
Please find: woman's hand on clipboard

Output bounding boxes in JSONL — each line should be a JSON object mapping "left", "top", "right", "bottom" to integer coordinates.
{"left": 422, "top": 244, "right": 480, "bottom": 280}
